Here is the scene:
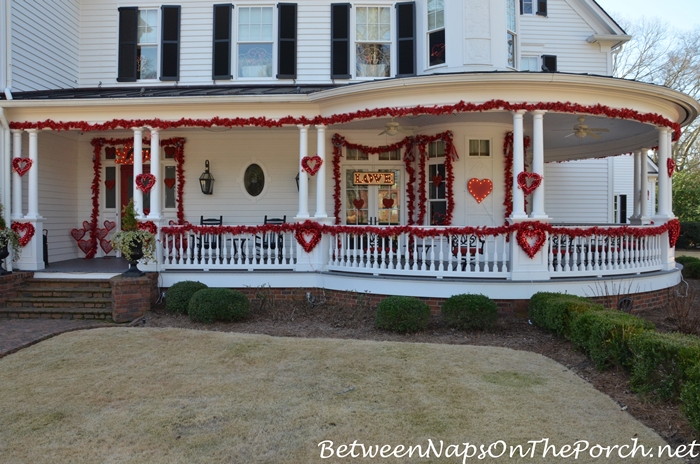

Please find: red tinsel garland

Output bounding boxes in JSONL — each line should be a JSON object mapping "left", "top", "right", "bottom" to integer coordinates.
{"left": 138, "top": 221, "right": 158, "bottom": 235}
{"left": 87, "top": 139, "right": 103, "bottom": 259}
{"left": 417, "top": 144, "right": 428, "bottom": 224}
{"left": 332, "top": 134, "right": 345, "bottom": 224}
{"left": 9, "top": 100, "right": 682, "bottom": 142}
{"left": 11, "top": 222, "right": 36, "bottom": 247}
{"left": 403, "top": 144, "right": 416, "bottom": 225}
{"left": 503, "top": 132, "right": 532, "bottom": 222}
{"left": 667, "top": 158, "right": 676, "bottom": 178}
{"left": 160, "top": 218, "right": 681, "bottom": 257}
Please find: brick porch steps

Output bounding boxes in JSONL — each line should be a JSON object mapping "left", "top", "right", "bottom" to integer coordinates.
{"left": 0, "top": 278, "right": 113, "bottom": 321}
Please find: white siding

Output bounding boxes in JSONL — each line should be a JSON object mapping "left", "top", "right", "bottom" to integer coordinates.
{"left": 519, "top": 0, "right": 609, "bottom": 75}
{"left": 544, "top": 158, "right": 610, "bottom": 223}
{"left": 612, "top": 154, "right": 634, "bottom": 222}
{"left": 11, "top": 0, "right": 80, "bottom": 91}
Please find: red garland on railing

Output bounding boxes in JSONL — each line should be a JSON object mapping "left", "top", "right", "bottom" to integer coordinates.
{"left": 9, "top": 100, "right": 682, "bottom": 142}
{"left": 138, "top": 221, "right": 158, "bottom": 235}
{"left": 161, "top": 218, "right": 681, "bottom": 257}
{"left": 503, "top": 132, "right": 532, "bottom": 223}
{"left": 11, "top": 222, "right": 36, "bottom": 247}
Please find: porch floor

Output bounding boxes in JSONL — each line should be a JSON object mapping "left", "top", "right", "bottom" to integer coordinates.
{"left": 38, "top": 258, "right": 129, "bottom": 273}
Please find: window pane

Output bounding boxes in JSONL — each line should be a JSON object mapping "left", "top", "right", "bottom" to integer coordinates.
{"left": 137, "top": 46, "right": 157, "bottom": 79}
{"left": 356, "top": 44, "right": 390, "bottom": 77}
{"left": 238, "top": 43, "right": 272, "bottom": 77}
{"left": 138, "top": 10, "right": 157, "bottom": 44}
{"left": 524, "top": 0, "right": 534, "bottom": 14}
{"left": 105, "top": 167, "right": 116, "bottom": 209}
{"left": 507, "top": 32, "right": 515, "bottom": 67}
{"left": 429, "top": 29, "right": 446, "bottom": 66}
{"left": 506, "top": 0, "right": 516, "bottom": 31}
{"left": 244, "top": 164, "right": 265, "bottom": 197}
{"left": 239, "top": 7, "right": 250, "bottom": 26}
{"left": 164, "top": 166, "right": 176, "bottom": 209}
{"left": 239, "top": 24, "right": 250, "bottom": 41}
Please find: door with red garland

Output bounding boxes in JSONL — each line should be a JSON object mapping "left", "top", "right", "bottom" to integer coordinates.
{"left": 120, "top": 165, "right": 151, "bottom": 219}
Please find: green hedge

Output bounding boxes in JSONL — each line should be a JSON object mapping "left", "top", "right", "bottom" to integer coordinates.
{"left": 528, "top": 292, "right": 603, "bottom": 338}
{"left": 629, "top": 331, "right": 700, "bottom": 401}
{"left": 675, "top": 255, "right": 700, "bottom": 266}
{"left": 441, "top": 294, "right": 498, "bottom": 330}
{"left": 188, "top": 288, "right": 250, "bottom": 323}
{"left": 683, "top": 262, "right": 700, "bottom": 279}
{"left": 677, "top": 222, "right": 700, "bottom": 249}
{"left": 375, "top": 296, "right": 431, "bottom": 333}
{"left": 166, "top": 280, "right": 208, "bottom": 314}
{"left": 681, "top": 366, "right": 700, "bottom": 433}
{"left": 569, "top": 310, "right": 654, "bottom": 370}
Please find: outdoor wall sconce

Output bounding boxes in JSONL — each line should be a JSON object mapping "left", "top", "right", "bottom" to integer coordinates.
{"left": 295, "top": 172, "right": 300, "bottom": 191}
{"left": 199, "top": 160, "right": 215, "bottom": 195}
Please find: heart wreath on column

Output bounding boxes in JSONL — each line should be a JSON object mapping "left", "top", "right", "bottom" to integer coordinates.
{"left": 12, "top": 158, "right": 33, "bottom": 177}
{"left": 517, "top": 172, "right": 542, "bottom": 196}
{"left": 301, "top": 156, "right": 323, "bottom": 176}
{"left": 135, "top": 173, "right": 157, "bottom": 193}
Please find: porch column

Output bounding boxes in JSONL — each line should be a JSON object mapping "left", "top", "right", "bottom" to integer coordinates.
{"left": 530, "top": 110, "right": 547, "bottom": 219}
{"left": 11, "top": 129, "right": 22, "bottom": 219}
{"left": 640, "top": 148, "right": 650, "bottom": 222}
{"left": 296, "top": 125, "right": 309, "bottom": 219}
{"left": 132, "top": 127, "right": 144, "bottom": 218}
{"left": 511, "top": 110, "right": 527, "bottom": 220}
{"left": 147, "top": 128, "right": 161, "bottom": 219}
{"left": 655, "top": 127, "right": 673, "bottom": 219}
{"left": 314, "top": 124, "right": 328, "bottom": 218}
{"left": 25, "top": 129, "right": 40, "bottom": 219}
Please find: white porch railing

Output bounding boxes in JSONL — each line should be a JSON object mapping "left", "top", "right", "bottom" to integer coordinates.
{"left": 326, "top": 227, "right": 510, "bottom": 278}
{"left": 546, "top": 227, "right": 664, "bottom": 277}
{"left": 160, "top": 227, "right": 297, "bottom": 271}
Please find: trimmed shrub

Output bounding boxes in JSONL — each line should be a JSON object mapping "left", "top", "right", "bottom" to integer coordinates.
{"left": 678, "top": 222, "right": 700, "bottom": 249}
{"left": 629, "top": 331, "right": 700, "bottom": 401}
{"left": 528, "top": 292, "right": 604, "bottom": 337}
{"left": 683, "top": 261, "right": 700, "bottom": 279}
{"left": 188, "top": 288, "right": 250, "bottom": 323}
{"left": 375, "top": 296, "right": 430, "bottom": 333}
{"left": 681, "top": 365, "right": 700, "bottom": 433}
{"left": 165, "top": 280, "right": 208, "bottom": 314}
{"left": 569, "top": 310, "right": 654, "bottom": 370}
{"left": 675, "top": 255, "right": 700, "bottom": 266}
{"left": 441, "top": 294, "right": 498, "bottom": 330}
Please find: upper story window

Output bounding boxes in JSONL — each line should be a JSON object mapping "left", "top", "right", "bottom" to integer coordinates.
{"left": 469, "top": 140, "right": 491, "bottom": 157}
{"left": 521, "top": 0, "right": 533, "bottom": 14}
{"left": 355, "top": 6, "right": 391, "bottom": 78}
{"left": 117, "top": 6, "right": 180, "bottom": 82}
{"left": 521, "top": 56, "right": 538, "bottom": 71}
{"left": 520, "top": 0, "right": 547, "bottom": 16}
{"left": 237, "top": 7, "right": 274, "bottom": 78}
{"left": 427, "top": 0, "right": 445, "bottom": 66}
{"left": 506, "top": 0, "right": 517, "bottom": 68}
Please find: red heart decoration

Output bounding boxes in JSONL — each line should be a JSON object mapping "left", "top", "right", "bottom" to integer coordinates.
{"left": 164, "top": 178, "right": 176, "bottom": 189}
{"left": 432, "top": 175, "right": 443, "bottom": 187}
{"left": 104, "top": 220, "right": 116, "bottom": 232}
{"left": 105, "top": 180, "right": 115, "bottom": 190}
{"left": 12, "top": 158, "right": 33, "bottom": 177}
{"left": 95, "top": 228, "right": 108, "bottom": 240}
{"left": 667, "top": 158, "right": 676, "bottom": 177}
{"left": 516, "top": 224, "right": 547, "bottom": 259}
{"left": 71, "top": 228, "right": 86, "bottom": 241}
{"left": 294, "top": 226, "right": 322, "bottom": 253}
{"left": 353, "top": 198, "right": 365, "bottom": 210}
{"left": 517, "top": 171, "right": 543, "bottom": 196}
{"left": 105, "top": 147, "right": 116, "bottom": 159}
{"left": 78, "top": 239, "right": 95, "bottom": 255}
{"left": 135, "top": 173, "right": 156, "bottom": 193}
{"left": 467, "top": 178, "right": 493, "bottom": 204}
{"left": 100, "top": 239, "right": 114, "bottom": 254}
{"left": 11, "top": 222, "right": 36, "bottom": 247}
{"left": 382, "top": 198, "right": 394, "bottom": 208}
{"left": 301, "top": 155, "right": 323, "bottom": 176}
{"left": 82, "top": 221, "right": 91, "bottom": 231}
{"left": 164, "top": 146, "right": 177, "bottom": 158}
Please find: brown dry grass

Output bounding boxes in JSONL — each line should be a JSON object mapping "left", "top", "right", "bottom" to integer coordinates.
{"left": 0, "top": 328, "right": 683, "bottom": 463}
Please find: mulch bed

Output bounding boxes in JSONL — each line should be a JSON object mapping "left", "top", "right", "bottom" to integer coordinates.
{"left": 142, "top": 279, "right": 700, "bottom": 458}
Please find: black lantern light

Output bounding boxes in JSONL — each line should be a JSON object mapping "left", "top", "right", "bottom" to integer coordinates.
{"left": 199, "top": 160, "right": 215, "bottom": 195}
{"left": 295, "top": 172, "right": 300, "bottom": 191}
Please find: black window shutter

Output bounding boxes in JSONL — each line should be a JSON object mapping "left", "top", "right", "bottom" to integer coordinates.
{"left": 160, "top": 5, "right": 181, "bottom": 81}
{"left": 519, "top": 0, "right": 524, "bottom": 15}
{"left": 213, "top": 4, "right": 233, "bottom": 79}
{"left": 396, "top": 2, "right": 415, "bottom": 76}
{"left": 537, "top": 0, "right": 547, "bottom": 16}
{"left": 331, "top": 4, "right": 350, "bottom": 79}
{"left": 117, "top": 7, "right": 138, "bottom": 82}
{"left": 277, "top": 3, "right": 297, "bottom": 79}
{"left": 542, "top": 55, "right": 557, "bottom": 72}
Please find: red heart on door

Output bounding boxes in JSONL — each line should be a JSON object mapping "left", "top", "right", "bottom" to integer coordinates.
{"left": 12, "top": 158, "right": 33, "bottom": 177}
{"left": 301, "top": 155, "right": 323, "bottom": 176}
{"left": 105, "top": 147, "right": 116, "bottom": 158}
{"left": 164, "top": 178, "right": 176, "bottom": 189}
{"left": 382, "top": 198, "right": 394, "bottom": 208}
{"left": 432, "top": 175, "right": 443, "bottom": 187}
{"left": 468, "top": 178, "right": 493, "bottom": 204}
{"left": 103, "top": 220, "right": 116, "bottom": 232}
{"left": 352, "top": 198, "right": 365, "bottom": 210}
{"left": 105, "top": 180, "right": 115, "bottom": 190}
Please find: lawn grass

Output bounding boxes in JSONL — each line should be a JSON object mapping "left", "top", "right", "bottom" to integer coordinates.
{"left": 0, "top": 328, "right": 681, "bottom": 463}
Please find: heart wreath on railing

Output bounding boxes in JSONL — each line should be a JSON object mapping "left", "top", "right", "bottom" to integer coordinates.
{"left": 301, "top": 155, "right": 323, "bottom": 176}
{"left": 294, "top": 223, "right": 322, "bottom": 253}
{"left": 667, "top": 158, "right": 676, "bottom": 178}
{"left": 468, "top": 178, "right": 493, "bottom": 204}
{"left": 516, "top": 223, "right": 547, "bottom": 259}
{"left": 12, "top": 158, "right": 33, "bottom": 177}
{"left": 517, "top": 172, "right": 542, "bottom": 196}
{"left": 135, "top": 173, "right": 157, "bottom": 193}
{"left": 11, "top": 222, "right": 36, "bottom": 247}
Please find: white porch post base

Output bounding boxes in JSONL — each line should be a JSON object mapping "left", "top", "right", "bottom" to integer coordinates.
{"left": 13, "top": 218, "right": 45, "bottom": 271}
{"left": 652, "top": 218, "right": 677, "bottom": 272}
{"left": 294, "top": 217, "right": 334, "bottom": 272}
{"left": 508, "top": 217, "right": 551, "bottom": 281}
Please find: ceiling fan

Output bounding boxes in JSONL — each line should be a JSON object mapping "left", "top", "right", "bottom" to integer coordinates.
{"left": 379, "top": 118, "right": 415, "bottom": 136}
{"left": 565, "top": 116, "right": 610, "bottom": 139}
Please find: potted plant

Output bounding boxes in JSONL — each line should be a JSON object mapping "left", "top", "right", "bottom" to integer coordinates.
{"left": 110, "top": 199, "right": 156, "bottom": 277}
{"left": 0, "top": 204, "right": 21, "bottom": 275}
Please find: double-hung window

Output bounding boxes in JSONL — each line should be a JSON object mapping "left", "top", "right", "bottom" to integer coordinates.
{"left": 427, "top": 0, "right": 445, "bottom": 67}
{"left": 506, "top": 0, "right": 517, "bottom": 68}
{"left": 428, "top": 141, "right": 446, "bottom": 225}
{"left": 520, "top": 0, "right": 547, "bottom": 16}
{"left": 355, "top": 6, "right": 391, "bottom": 78}
{"left": 117, "top": 6, "right": 180, "bottom": 82}
{"left": 237, "top": 6, "right": 274, "bottom": 78}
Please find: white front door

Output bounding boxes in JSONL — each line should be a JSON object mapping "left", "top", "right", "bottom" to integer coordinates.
{"left": 344, "top": 166, "right": 403, "bottom": 225}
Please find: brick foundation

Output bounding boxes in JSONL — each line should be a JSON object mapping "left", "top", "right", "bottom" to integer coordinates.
{"left": 111, "top": 272, "right": 158, "bottom": 323}
{"left": 0, "top": 272, "right": 34, "bottom": 307}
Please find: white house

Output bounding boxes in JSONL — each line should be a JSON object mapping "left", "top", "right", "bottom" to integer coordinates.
{"left": 0, "top": 0, "right": 697, "bottom": 304}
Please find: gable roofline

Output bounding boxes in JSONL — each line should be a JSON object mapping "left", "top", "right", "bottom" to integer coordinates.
{"left": 588, "top": 0, "right": 628, "bottom": 35}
